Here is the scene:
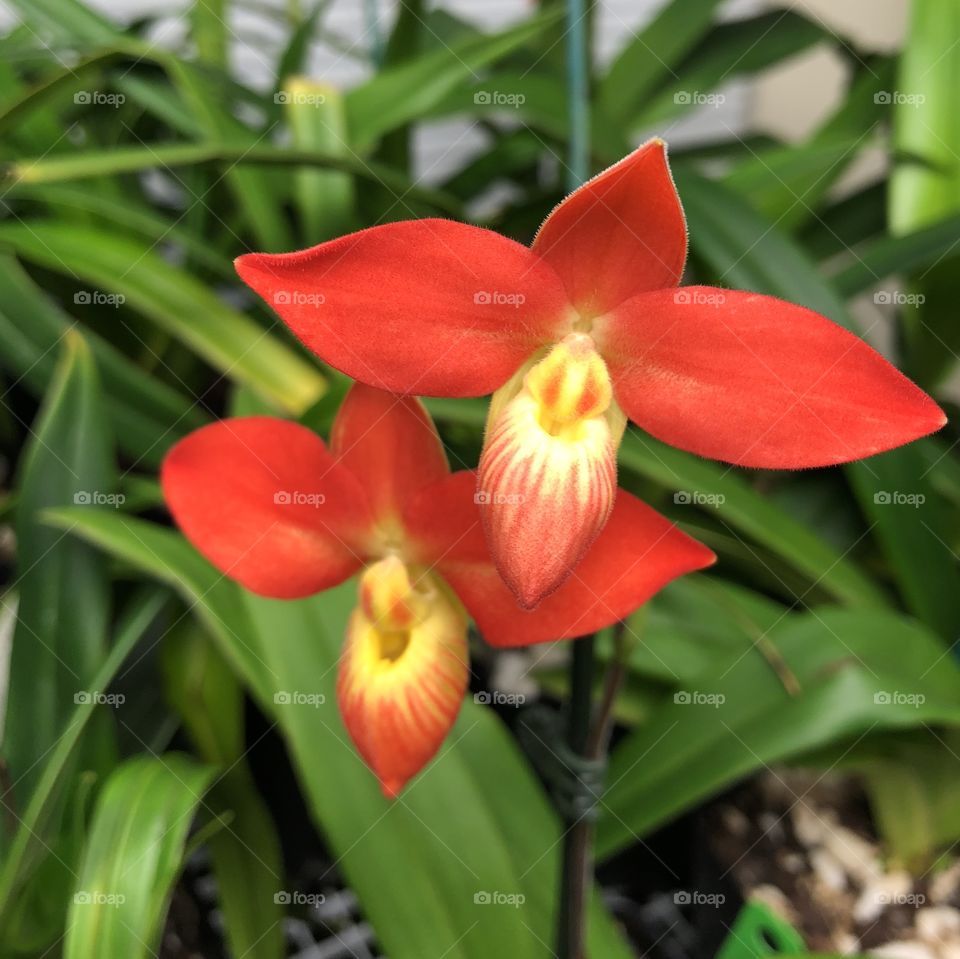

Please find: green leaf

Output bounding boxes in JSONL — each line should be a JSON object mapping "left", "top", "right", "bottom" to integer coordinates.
{"left": 599, "top": 0, "right": 722, "bottom": 123}
{"left": 597, "top": 609, "right": 960, "bottom": 859}
{"left": 722, "top": 60, "right": 895, "bottom": 230}
{"left": 0, "top": 254, "right": 207, "bottom": 466}
{"left": 166, "top": 60, "right": 293, "bottom": 252}
{"left": 0, "top": 222, "right": 326, "bottom": 415}
{"left": 4, "top": 142, "right": 464, "bottom": 216}
{"left": 891, "top": 0, "right": 960, "bottom": 234}
{"left": 161, "top": 626, "right": 284, "bottom": 959}
{"left": 890, "top": 1, "right": 960, "bottom": 386}
{"left": 0, "top": 588, "right": 169, "bottom": 951}
{"left": 853, "top": 729, "right": 960, "bottom": 869}
{"left": 830, "top": 212, "right": 960, "bottom": 297}
{"left": 190, "top": 0, "right": 228, "bottom": 67}
{"left": 47, "top": 509, "right": 632, "bottom": 959}
{"left": 285, "top": 79, "right": 357, "bottom": 242}
{"left": 633, "top": 11, "right": 826, "bottom": 129}
{"left": 0, "top": 50, "right": 129, "bottom": 137}
{"left": 346, "top": 11, "right": 562, "bottom": 151}
{"left": 2, "top": 0, "right": 119, "bottom": 46}
{"left": 3, "top": 332, "right": 115, "bottom": 803}
{"left": 64, "top": 754, "right": 215, "bottom": 959}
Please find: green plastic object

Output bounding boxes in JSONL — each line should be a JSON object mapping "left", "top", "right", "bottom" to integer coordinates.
{"left": 716, "top": 901, "right": 806, "bottom": 959}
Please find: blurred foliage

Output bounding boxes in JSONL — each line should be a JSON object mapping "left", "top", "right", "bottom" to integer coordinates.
{"left": 1, "top": 0, "right": 959, "bottom": 956}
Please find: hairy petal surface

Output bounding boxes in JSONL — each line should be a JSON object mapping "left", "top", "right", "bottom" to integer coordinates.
{"left": 337, "top": 560, "right": 468, "bottom": 797}
{"left": 405, "top": 472, "right": 715, "bottom": 647}
{"left": 597, "top": 287, "right": 947, "bottom": 468}
{"left": 162, "top": 417, "right": 371, "bottom": 597}
{"left": 532, "top": 139, "right": 687, "bottom": 317}
{"left": 235, "top": 219, "right": 571, "bottom": 397}
{"left": 331, "top": 383, "right": 449, "bottom": 534}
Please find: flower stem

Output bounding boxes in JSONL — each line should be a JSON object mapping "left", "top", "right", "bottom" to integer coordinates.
{"left": 565, "top": 0, "right": 591, "bottom": 191}
{"left": 556, "top": 633, "right": 596, "bottom": 959}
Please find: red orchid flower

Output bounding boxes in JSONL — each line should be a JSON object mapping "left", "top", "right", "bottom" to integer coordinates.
{"left": 161, "top": 383, "right": 713, "bottom": 796}
{"left": 235, "top": 139, "right": 944, "bottom": 608}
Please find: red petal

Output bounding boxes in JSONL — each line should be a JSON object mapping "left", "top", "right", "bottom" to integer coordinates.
{"left": 331, "top": 383, "right": 449, "bottom": 530}
{"left": 597, "top": 287, "right": 947, "bottom": 468}
{"left": 405, "top": 472, "right": 714, "bottom": 647}
{"left": 532, "top": 139, "right": 687, "bottom": 317}
{"left": 337, "top": 564, "right": 468, "bottom": 797}
{"left": 161, "top": 418, "right": 372, "bottom": 597}
{"left": 235, "top": 219, "right": 570, "bottom": 397}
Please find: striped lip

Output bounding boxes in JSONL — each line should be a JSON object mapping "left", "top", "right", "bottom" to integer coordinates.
{"left": 477, "top": 335, "right": 623, "bottom": 608}
{"left": 337, "top": 559, "right": 468, "bottom": 797}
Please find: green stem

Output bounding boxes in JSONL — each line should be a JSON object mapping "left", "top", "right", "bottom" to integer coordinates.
{"left": 556, "top": 634, "right": 596, "bottom": 959}
{"left": 565, "top": 0, "right": 591, "bottom": 191}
